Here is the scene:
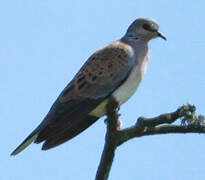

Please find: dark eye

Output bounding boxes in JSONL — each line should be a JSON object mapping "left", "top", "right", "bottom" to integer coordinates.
{"left": 142, "top": 23, "right": 151, "bottom": 30}
{"left": 142, "top": 23, "right": 156, "bottom": 32}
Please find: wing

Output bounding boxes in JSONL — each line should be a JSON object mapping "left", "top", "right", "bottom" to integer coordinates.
{"left": 35, "top": 41, "right": 135, "bottom": 150}
{"left": 12, "top": 40, "right": 135, "bottom": 154}
{"left": 59, "top": 41, "right": 135, "bottom": 101}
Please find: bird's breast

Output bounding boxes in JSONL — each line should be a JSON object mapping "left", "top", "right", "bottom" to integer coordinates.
{"left": 112, "top": 58, "right": 148, "bottom": 105}
{"left": 89, "top": 40, "right": 149, "bottom": 118}
{"left": 89, "top": 57, "right": 148, "bottom": 118}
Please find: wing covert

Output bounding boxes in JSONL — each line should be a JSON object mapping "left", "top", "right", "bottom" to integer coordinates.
{"left": 59, "top": 41, "right": 135, "bottom": 103}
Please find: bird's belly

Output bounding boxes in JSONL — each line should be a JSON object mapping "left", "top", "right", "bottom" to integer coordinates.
{"left": 112, "top": 64, "right": 144, "bottom": 105}
{"left": 90, "top": 62, "right": 147, "bottom": 117}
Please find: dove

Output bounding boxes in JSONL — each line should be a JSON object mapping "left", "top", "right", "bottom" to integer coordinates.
{"left": 11, "top": 18, "right": 166, "bottom": 155}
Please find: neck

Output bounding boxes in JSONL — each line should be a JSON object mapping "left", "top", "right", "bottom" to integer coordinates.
{"left": 120, "top": 34, "right": 148, "bottom": 54}
{"left": 125, "top": 32, "right": 139, "bottom": 40}
{"left": 124, "top": 32, "right": 150, "bottom": 43}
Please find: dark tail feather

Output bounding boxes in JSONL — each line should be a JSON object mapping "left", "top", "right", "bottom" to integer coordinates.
{"left": 36, "top": 115, "right": 99, "bottom": 150}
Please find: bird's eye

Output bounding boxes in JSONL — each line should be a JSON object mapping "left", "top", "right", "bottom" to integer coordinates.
{"left": 142, "top": 23, "right": 157, "bottom": 32}
{"left": 142, "top": 23, "right": 151, "bottom": 31}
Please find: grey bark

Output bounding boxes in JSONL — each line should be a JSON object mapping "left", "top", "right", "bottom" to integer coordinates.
{"left": 95, "top": 100, "right": 205, "bottom": 180}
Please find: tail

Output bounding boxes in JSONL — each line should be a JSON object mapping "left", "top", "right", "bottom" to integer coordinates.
{"left": 11, "top": 127, "right": 41, "bottom": 156}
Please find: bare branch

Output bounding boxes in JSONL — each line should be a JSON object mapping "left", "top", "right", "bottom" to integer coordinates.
{"left": 95, "top": 103, "right": 205, "bottom": 179}
{"left": 118, "top": 124, "right": 205, "bottom": 146}
{"left": 136, "top": 104, "right": 195, "bottom": 127}
{"left": 95, "top": 98, "right": 120, "bottom": 180}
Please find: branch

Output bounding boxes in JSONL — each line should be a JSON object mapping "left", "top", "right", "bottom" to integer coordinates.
{"left": 95, "top": 98, "right": 120, "bottom": 180}
{"left": 117, "top": 104, "right": 205, "bottom": 145}
{"left": 95, "top": 103, "right": 205, "bottom": 180}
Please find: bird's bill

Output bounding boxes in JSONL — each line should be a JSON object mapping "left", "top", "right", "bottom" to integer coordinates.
{"left": 157, "top": 32, "right": 167, "bottom": 40}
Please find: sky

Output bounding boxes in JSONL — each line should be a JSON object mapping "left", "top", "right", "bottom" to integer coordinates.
{"left": 2, "top": 0, "right": 205, "bottom": 180}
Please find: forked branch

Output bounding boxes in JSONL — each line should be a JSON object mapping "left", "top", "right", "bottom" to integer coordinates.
{"left": 95, "top": 100, "right": 205, "bottom": 180}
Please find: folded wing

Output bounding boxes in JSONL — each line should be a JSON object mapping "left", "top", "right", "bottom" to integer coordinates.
{"left": 11, "top": 41, "right": 135, "bottom": 155}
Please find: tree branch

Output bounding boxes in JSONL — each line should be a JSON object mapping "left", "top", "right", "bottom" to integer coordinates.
{"left": 95, "top": 98, "right": 120, "bottom": 180}
{"left": 95, "top": 103, "right": 205, "bottom": 180}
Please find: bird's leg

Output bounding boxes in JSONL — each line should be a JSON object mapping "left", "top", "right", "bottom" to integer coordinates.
{"left": 105, "top": 98, "right": 122, "bottom": 131}
{"left": 116, "top": 104, "right": 122, "bottom": 129}
{"left": 104, "top": 115, "right": 122, "bottom": 130}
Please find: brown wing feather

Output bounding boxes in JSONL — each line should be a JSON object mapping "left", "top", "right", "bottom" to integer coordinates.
{"left": 32, "top": 41, "right": 134, "bottom": 150}
{"left": 60, "top": 41, "right": 134, "bottom": 101}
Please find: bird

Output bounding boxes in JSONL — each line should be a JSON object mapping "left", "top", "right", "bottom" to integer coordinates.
{"left": 11, "top": 18, "right": 166, "bottom": 156}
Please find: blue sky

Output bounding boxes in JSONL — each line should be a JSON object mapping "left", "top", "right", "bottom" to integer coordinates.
{"left": 2, "top": 1, "right": 205, "bottom": 179}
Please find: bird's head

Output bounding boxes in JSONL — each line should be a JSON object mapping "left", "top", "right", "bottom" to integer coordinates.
{"left": 126, "top": 18, "right": 166, "bottom": 41}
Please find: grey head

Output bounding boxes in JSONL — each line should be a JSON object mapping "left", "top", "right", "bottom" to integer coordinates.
{"left": 126, "top": 18, "right": 166, "bottom": 41}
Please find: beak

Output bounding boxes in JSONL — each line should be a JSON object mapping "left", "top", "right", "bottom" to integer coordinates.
{"left": 157, "top": 32, "right": 167, "bottom": 41}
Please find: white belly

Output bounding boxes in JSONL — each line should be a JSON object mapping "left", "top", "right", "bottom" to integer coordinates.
{"left": 112, "top": 61, "right": 147, "bottom": 105}
{"left": 90, "top": 60, "right": 148, "bottom": 117}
